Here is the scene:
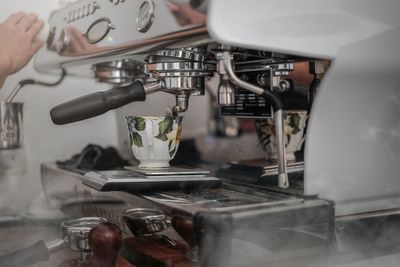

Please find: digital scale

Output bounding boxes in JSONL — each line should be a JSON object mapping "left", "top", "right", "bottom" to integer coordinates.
{"left": 83, "top": 166, "right": 222, "bottom": 192}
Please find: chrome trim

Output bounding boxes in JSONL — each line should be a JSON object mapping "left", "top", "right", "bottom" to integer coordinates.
{"left": 36, "top": 27, "right": 209, "bottom": 71}
{"left": 147, "top": 48, "right": 207, "bottom": 62}
{"left": 336, "top": 208, "right": 400, "bottom": 221}
{"left": 61, "top": 216, "right": 108, "bottom": 251}
{"left": 163, "top": 76, "right": 206, "bottom": 91}
{"left": 221, "top": 51, "right": 264, "bottom": 95}
{"left": 275, "top": 109, "right": 289, "bottom": 188}
{"left": 93, "top": 59, "right": 146, "bottom": 84}
{"left": 146, "top": 62, "right": 212, "bottom": 72}
{"left": 136, "top": 0, "right": 155, "bottom": 33}
{"left": 122, "top": 208, "right": 168, "bottom": 236}
{"left": 85, "top": 17, "right": 115, "bottom": 44}
{"left": 56, "top": 28, "right": 70, "bottom": 54}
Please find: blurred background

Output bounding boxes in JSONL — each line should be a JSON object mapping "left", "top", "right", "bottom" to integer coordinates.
{"left": 0, "top": 0, "right": 198, "bottom": 211}
{"left": 0, "top": 0, "right": 265, "bottom": 213}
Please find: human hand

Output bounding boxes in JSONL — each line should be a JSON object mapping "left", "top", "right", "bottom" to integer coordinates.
{"left": 167, "top": 2, "right": 206, "bottom": 26}
{"left": 0, "top": 12, "right": 45, "bottom": 79}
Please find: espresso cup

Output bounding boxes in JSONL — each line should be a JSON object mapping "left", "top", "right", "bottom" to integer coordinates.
{"left": 255, "top": 110, "right": 308, "bottom": 162}
{"left": 125, "top": 116, "right": 183, "bottom": 169}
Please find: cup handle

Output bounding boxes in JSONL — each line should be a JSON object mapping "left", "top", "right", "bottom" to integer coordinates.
{"left": 145, "top": 120, "right": 153, "bottom": 147}
{"left": 296, "top": 114, "right": 309, "bottom": 150}
{"left": 297, "top": 135, "right": 307, "bottom": 150}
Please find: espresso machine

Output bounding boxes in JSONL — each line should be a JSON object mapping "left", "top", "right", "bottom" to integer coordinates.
{"left": 34, "top": 0, "right": 400, "bottom": 266}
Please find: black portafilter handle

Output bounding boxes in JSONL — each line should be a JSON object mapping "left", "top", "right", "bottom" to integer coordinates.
{"left": 50, "top": 81, "right": 147, "bottom": 125}
{"left": 0, "top": 240, "right": 49, "bottom": 267}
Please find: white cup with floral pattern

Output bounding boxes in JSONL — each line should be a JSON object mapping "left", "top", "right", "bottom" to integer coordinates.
{"left": 126, "top": 116, "right": 183, "bottom": 169}
{"left": 255, "top": 110, "right": 308, "bottom": 162}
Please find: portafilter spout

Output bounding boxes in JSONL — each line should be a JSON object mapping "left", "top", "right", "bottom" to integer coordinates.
{"left": 171, "top": 94, "right": 190, "bottom": 115}
{"left": 5, "top": 69, "right": 66, "bottom": 103}
{"left": 144, "top": 48, "right": 215, "bottom": 116}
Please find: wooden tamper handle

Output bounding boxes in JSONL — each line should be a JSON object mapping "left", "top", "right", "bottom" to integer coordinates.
{"left": 89, "top": 222, "right": 123, "bottom": 267}
{"left": 171, "top": 216, "right": 195, "bottom": 247}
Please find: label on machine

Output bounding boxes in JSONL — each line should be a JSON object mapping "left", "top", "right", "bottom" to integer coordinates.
{"left": 220, "top": 88, "right": 273, "bottom": 117}
{"left": 220, "top": 70, "right": 273, "bottom": 117}
{"left": 220, "top": 69, "right": 308, "bottom": 117}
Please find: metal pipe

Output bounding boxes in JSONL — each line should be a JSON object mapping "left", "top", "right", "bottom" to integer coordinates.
{"left": 143, "top": 81, "right": 164, "bottom": 95}
{"left": 221, "top": 50, "right": 289, "bottom": 188}
{"left": 217, "top": 57, "right": 235, "bottom": 106}
{"left": 6, "top": 69, "right": 66, "bottom": 103}
{"left": 45, "top": 239, "right": 65, "bottom": 254}
{"left": 222, "top": 51, "right": 264, "bottom": 95}
{"left": 274, "top": 109, "right": 289, "bottom": 188}
{"left": 218, "top": 80, "right": 235, "bottom": 106}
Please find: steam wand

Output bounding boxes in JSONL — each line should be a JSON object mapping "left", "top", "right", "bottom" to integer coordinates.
{"left": 218, "top": 50, "right": 289, "bottom": 188}
{"left": 6, "top": 69, "right": 66, "bottom": 103}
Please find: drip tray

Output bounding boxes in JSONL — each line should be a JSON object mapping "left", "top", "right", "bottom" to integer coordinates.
{"left": 227, "top": 159, "right": 304, "bottom": 176}
{"left": 142, "top": 184, "right": 301, "bottom": 214}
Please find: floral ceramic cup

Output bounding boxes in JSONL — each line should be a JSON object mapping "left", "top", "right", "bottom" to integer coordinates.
{"left": 255, "top": 110, "right": 308, "bottom": 162}
{"left": 126, "top": 116, "right": 183, "bottom": 169}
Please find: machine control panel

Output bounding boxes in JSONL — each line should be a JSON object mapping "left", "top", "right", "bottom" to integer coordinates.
{"left": 35, "top": 0, "right": 203, "bottom": 72}
{"left": 65, "top": 1, "right": 100, "bottom": 23}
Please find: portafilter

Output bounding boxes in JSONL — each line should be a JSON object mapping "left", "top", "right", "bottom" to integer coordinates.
{"left": 122, "top": 208, "right": 176, "bottom": 247}
{"left": 0, "top": 217, "right": 107, "bottom": 267}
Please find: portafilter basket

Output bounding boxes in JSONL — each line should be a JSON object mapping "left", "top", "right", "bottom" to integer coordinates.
{"left": 60, "top": 216, "right": 109, "bottom": 251}
{"left": 122, "top": 208, "right": 168, "bottom": 237}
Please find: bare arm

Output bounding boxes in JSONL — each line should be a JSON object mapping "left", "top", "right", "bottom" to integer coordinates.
{"left": 0, "top": 12, "right": 44, "bottom": 89}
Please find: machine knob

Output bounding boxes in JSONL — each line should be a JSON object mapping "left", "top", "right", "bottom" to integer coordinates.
{"left": 136, "top": 0, "right": 155, "bottom": 33}
{"left": 56, "top": 28, "right": 70, "bottom": 54}
{"left": 89, "top": 223, "right": 122, "bottom": 267}
{"left": 46, "top": 27, "right": 56, "bottom": 50}
{"left": 278, "top": 79, "right": 291, "bottom": 93}
{"left": 86, "top": 18, "right": 114, "bottom": 44}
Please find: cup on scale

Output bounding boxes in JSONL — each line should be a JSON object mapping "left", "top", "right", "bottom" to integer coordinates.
{"left": 255, "top": 110, "right": 308, "bottom": 163}
{"left": 125, "top": 116, "right": 183, "bottom": 169}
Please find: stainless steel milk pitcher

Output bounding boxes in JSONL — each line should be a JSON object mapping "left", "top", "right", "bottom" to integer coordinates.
{"left": 0, "top": 102, "right": 23, "bottom": 150}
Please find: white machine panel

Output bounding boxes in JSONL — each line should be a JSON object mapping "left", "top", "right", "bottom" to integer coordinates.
{"left": 208, "top": 0, "right": 400, "bottom": 215}
{"left": 305, "top": 28, "right": 400, "bottom": 216}
{"left": 207, "top": 0, "right": 397, "bottom": 59}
